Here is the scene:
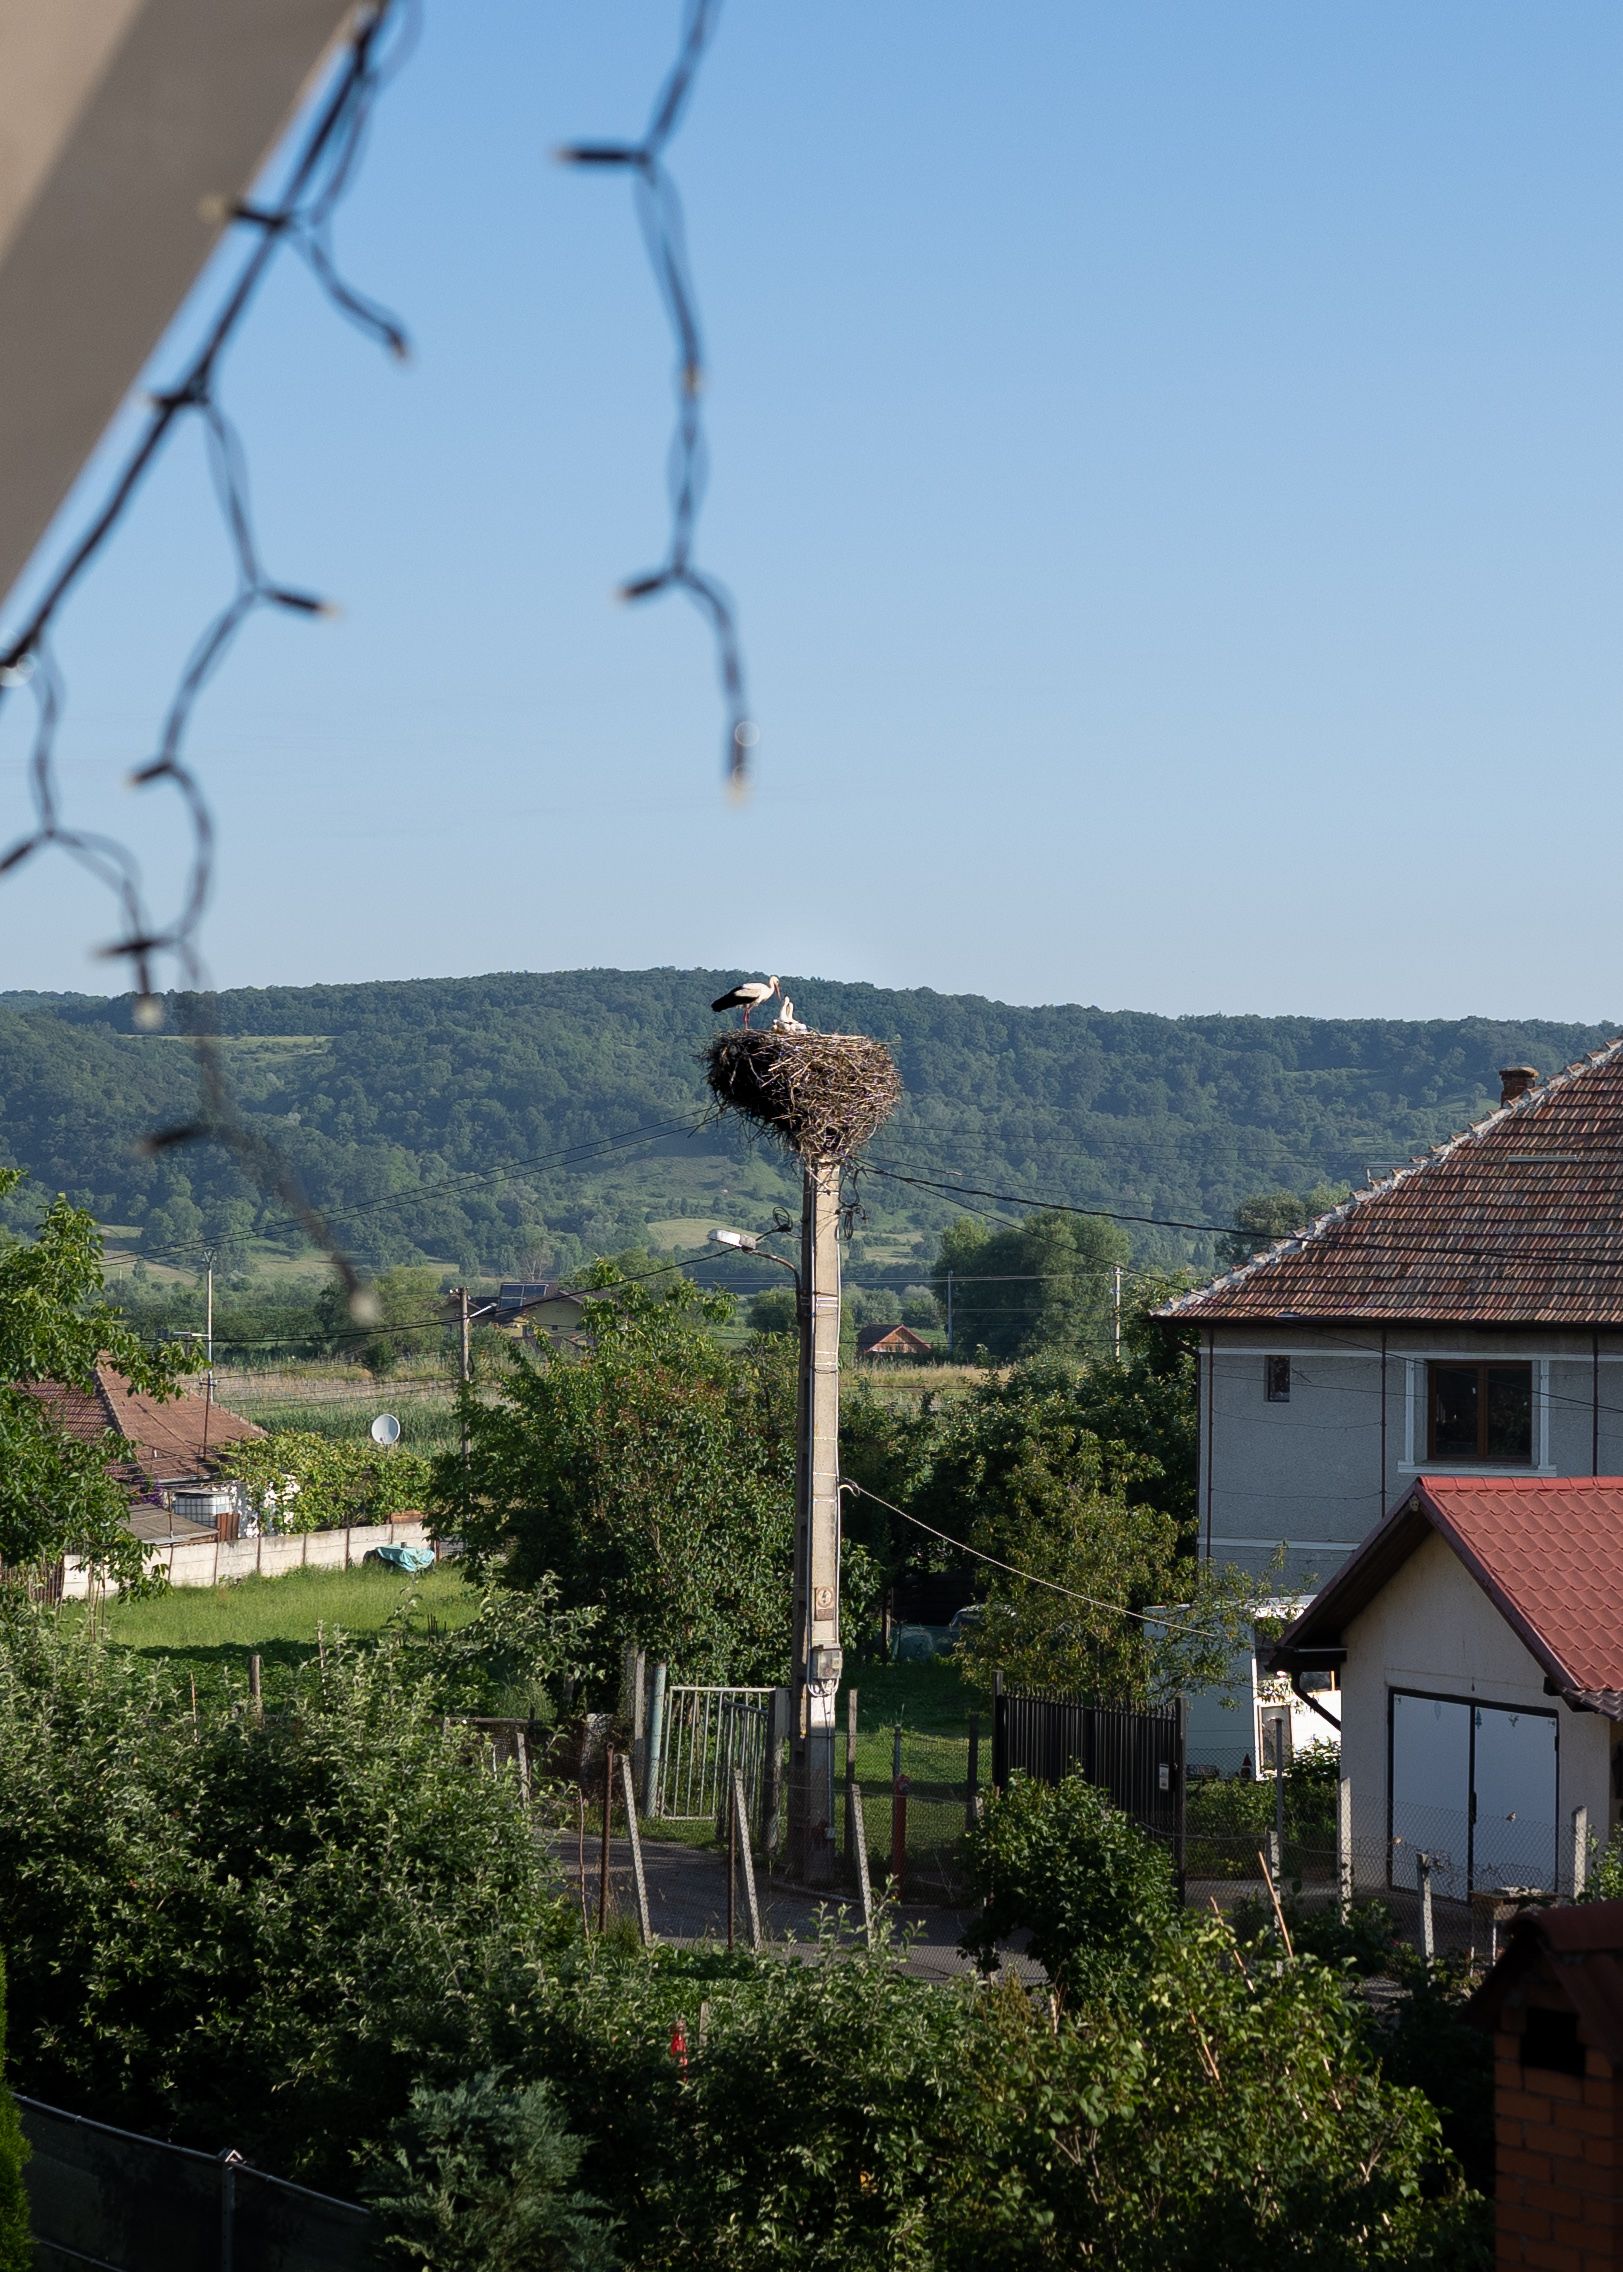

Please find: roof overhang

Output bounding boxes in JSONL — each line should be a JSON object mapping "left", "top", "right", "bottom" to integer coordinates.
{"left": 1270, "top": 1478, "right": 1594, "bottom": 1707}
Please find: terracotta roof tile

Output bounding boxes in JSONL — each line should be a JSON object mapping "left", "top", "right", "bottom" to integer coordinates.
{"left": 21, "top": 1362, "right": 262, "bottom": 1489}
{"left": 1281, "top": 1474, "right": 1623, "bottom": 1701}
{"left": 1163, "top": 1039, "right": 1623, "bottom": 1324}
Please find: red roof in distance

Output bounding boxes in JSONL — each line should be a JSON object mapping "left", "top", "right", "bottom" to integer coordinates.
{"left": 1163, "top": 1039, "right": 1623, "bottom": 1325}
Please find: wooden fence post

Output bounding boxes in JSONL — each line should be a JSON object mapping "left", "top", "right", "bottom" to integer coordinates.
{"left": 733, "top": 1766, "right": 762, "bottom": 1953}
{"left": 620, "top": 1752, "right": 652, "bottom": 1945}
{"left": 598, "top": 1744, "right": 615, "bottom": 1933}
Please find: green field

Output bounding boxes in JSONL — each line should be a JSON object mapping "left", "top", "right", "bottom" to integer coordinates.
{"left": 91, "top": 1561, "right": 479, "bottom": 1706}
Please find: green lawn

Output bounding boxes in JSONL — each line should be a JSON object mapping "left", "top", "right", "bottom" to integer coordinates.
{"left": 89, "top": 1561, "right": 478, "bottom": 1706}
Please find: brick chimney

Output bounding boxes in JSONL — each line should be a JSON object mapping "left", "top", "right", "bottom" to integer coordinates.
{"left": 1470, "top": 1902, "right": 1623, "bottom": 2269}
{"left": 1500, "top": 1065, "right": 1540, "bottom": 1105}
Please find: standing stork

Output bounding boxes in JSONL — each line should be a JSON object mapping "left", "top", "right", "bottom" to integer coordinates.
{"left": 711, "top": 975, "right": 781, "bottom": 1029}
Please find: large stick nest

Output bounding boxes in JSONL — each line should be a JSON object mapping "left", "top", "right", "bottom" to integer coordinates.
{"left": 706, "top": 1030, "right": 902, "bottom": 1162}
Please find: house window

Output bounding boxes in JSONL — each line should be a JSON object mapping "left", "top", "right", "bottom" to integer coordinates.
{"left": 1427, "top": 1362, "right": 1533, "bottom": 1465}
{"left": 1264, "top": 1356, "right": 1291, "bottom": 1402}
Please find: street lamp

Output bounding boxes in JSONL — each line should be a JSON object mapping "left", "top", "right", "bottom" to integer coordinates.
{"left": 709, "top": 1225, "right": 798, "bottom": 1279}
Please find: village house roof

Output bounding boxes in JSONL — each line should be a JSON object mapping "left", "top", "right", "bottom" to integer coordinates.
{"left": 1274, "top": 1474, "right": 1623, "bottom": 1718}
{"left": 24, "top": 1362, "right": 263, "bottom": 1492}
{"left": 855, "top": 1323, "right": 933, "bottom": 1358}
{"left": 1161, "top": 1039, "right": 1623, "bottom": 1326}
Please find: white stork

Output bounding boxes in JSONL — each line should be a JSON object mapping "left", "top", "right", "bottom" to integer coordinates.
{"left": 772, "top": 997, "right": 808, "bottom": 1034}
{"left": 711, "top": 975, "right": 781, "bottom": 1029}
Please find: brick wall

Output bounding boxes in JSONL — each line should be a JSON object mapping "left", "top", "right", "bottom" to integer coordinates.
{"left": 1495, "top": 2006, "right": 1620, "bottom": 2272}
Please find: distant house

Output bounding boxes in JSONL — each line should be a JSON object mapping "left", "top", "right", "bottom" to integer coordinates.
{"left": 856, "top": 1323, "right": 934, "bottom": 1362}
{"left": 489, "top": 1281, "right": 593, "bottom": 1347}
{"left": 25, "top": 1361, "right": 264, "bottom": 1543}
{"left": 1159, "top": 1048, "right": 1623, "bottom": 1591}
{"left": 1274, "top": 1474, "right": 1623, "bottom": 1901}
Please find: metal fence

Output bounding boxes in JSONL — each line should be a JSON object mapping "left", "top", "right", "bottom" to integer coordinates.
{"left": 19, "top": 2095, "right": 372, "bottom": 2272}
{"left": 991, "top": 1676, "right": 1186, "bottom": 1881}
{"left": 652, "top": 1683, "right": 774, "bottom": 1832}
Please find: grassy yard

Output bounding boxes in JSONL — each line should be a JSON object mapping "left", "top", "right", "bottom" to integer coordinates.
{"left": 85, "top": 1561, "right": 479, "bottom": 1706}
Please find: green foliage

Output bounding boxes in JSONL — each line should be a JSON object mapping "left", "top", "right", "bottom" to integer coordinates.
{"left": 367, "top": 2072, "right": 615, "bottom": 2272}
{"left": 0, "top": 1170, "right": 200, "bottom": 1584}
{"left": 962, "top": 1771, "right": 1178, "bottom": 2001}
{"left": 215, "top": 1429, "right": 432, "bottom": 1532}
{"left": 0, "top": 1951, "right": 30, "bottom": 2272}
{"left": 933, "top": 1209, "right": 1130, "bottom": 1362}
{"left": 745, "top": 1286, "right": 796, "bottom": 1337}
{"left": 0, "top": 976, "right": 1591, "bottom": 1278}
{"left": 1218, "top": 1182, "right": 1350, "bottom": 1269}
{"left": 1581, "top": 1824, "right": 1623, "bottom": 1901}
{"left": 434, "top": 1274, "right": 794, "bottom": 1688}
{"left": 0, "top": 1603, "right": 575, "bottom": 2190}
{"left": 315, "top": 1266, "right": 449, "bottom": 1375}
{"left": 393, "top": 1580, "right": 601, "bottom": 1721}
{"left": 537, "top": 1919, "right": 1484, "bottom": 2271}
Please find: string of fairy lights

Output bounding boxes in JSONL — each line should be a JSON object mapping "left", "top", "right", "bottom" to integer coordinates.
{"left": 0, "top": 0, "right": 754, "bottom": 1305}
{"left": 557, "top": 0, "right": 754, "bottom": 796}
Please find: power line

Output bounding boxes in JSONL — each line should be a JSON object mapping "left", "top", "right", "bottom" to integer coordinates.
{"left": 557, "top": 0, "right": 753, "bottom": 795}
{"left": 838, "top": 1477, "right": 1220, "bottom": 1640}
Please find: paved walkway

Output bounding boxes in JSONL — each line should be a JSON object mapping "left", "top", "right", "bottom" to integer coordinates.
{"left": 557, "top": 1830, "right": 1020, "bottom": 1980}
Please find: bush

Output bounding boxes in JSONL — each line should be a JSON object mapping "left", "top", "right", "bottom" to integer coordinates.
{"left": 216, "top": 1430, "right": 432, "bottom": 1533}
{"left": 367, "top": 2071, "right": 615, "bottom": 2272}
{"left": 0, "top": 1952, "right": 29, "bottom": 2272}
{"left": 961, "top": 1771, "right": 1177, "bottom": 2000}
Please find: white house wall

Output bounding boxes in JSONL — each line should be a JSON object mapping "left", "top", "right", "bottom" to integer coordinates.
{"left": 1199, "top": 1325, "right": 1623, "bottom": 1588}
{"left": 1337, "top": 1529, "right": 1611, "bottom": 1898}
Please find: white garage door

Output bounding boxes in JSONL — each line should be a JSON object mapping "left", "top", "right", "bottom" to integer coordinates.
{"left": 1472, "top": 1705, "right": 1558, "bottom": 1894}
{"left": 1390, "top": 1693, "right": 1471, "bottom": 1897}
{"left": 1389, "top": 1691, "right": 1559, "bottom": 1897}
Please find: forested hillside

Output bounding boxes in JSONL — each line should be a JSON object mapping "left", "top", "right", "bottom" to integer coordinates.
{"left": 0, "top": 969, "right": 1609, "bottom": 1280}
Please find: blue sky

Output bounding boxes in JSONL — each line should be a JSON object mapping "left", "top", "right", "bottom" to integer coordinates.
{"left": 3, "top": 2, "right": 1620, "bottom": 1020}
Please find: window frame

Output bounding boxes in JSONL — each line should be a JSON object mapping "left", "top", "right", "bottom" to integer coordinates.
{"left": 1425, "top": 1359, "right": 1535, "bottom": 1466}
{"left": 1264, "top": 1355, "right": 1291, "bottom": 1403}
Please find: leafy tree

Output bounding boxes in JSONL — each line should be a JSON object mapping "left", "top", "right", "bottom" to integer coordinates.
{"left": 932, "top": 1210, "right": 1129, "bottom": 1362}
{"left": 1218, "top": 1183, "right": 1348, "bottom": 1270}
{"left": 317, "top": 1265, "right": 447, "bottom": 1376}
{"left": 0, "top": 1171, "right": 199, "bottom": 1587}
{"left": 0, "top": 1951, "right": 29, "bottom": 2272}
{"left": 961, "top": 1771, "right": 1178, "bottom": 2003}
{"left": 433, "top": 1275, "right": 795, "bottom": 1688}
{"left": 746, "top": 1287, "right": 797, "bottom": 1338}
{"left": 367, "top": 2072, "right": 615, "bottom": 2272}
{"left": 1067, "top": 1269, "right": 1200, "bottom": 1537}
{"left": 215, "top": 1430, "right": 432, "bottom": 1532}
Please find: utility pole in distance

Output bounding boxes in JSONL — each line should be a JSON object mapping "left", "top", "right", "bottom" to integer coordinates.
{"left": 452, "top": 1286, "right": 473, "bottom": 1469}
{"left": 791, "top": 1155, "right": 844, "bottom": 1883}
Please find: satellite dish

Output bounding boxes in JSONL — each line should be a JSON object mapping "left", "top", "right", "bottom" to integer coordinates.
{"left": 370, "top": 1413, "right": 401, "bottom": 1447}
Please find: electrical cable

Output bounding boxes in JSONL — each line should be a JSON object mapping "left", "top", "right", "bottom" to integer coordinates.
{"left": 838, "top": 1476, "right": 1221, "bottom": 1640}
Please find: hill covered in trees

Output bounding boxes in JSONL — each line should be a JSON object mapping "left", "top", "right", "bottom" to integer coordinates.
{"left": 0, "top": 968, "right": 1609, "bottom": 1285}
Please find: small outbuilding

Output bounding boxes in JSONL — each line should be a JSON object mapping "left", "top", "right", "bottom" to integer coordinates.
{"left": 1273, "top": 1476, "right": 1623, "bottom": 1902}
{"left": 1469, "top": 1900, "right": 1623, "bottom": 2269}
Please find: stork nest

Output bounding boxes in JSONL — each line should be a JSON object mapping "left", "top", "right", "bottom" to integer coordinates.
{"left": 705, "top": 1029, "right": 902, "bottom": 1162}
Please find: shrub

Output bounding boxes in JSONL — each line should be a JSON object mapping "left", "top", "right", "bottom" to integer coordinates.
{"left": 961, "top": 1770, "right": 1177, "bottom": 1999}
{"left": 367, "top": 2071, "right": 615, "bottom": 2272}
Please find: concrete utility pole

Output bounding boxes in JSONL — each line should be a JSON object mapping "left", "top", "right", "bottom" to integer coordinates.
{"left": 790, "top": 1156, "right": 844, "bottom": 1882}
{"left": 454, "top": 1285, "right": 472, "bottom": 1467}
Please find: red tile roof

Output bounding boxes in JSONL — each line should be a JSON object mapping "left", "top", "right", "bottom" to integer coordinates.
{"left": 1163, "top": 1039, "right": 1623, "bottom": 1325}
{"left": 23, "top": 1363, "right": 262, "bottom": 1491}
{"left": 1278, "top": 1474, "right": 1623, "bottom": 1713}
